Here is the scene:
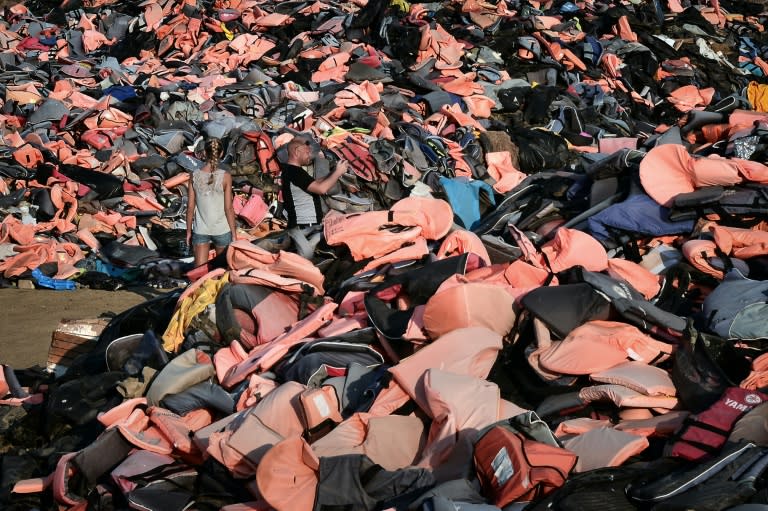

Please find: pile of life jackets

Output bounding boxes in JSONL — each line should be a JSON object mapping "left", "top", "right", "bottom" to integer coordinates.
{"left": 5, "top": 0, "right": 768, "bottom": 509}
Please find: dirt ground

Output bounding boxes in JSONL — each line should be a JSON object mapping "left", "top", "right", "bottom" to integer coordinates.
{"left": 0, "top": 287, "right": 164, "bottom": 369}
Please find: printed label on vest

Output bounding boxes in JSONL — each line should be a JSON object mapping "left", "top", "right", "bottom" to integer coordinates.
{"left": 626, "top": 348, "right": 643, "bottom": 361}
{"left": 324, "top": 214, "right": 347, "bottom": 238}
{"left": 313, "top": 394, "right": 331, "bottom": 418}
{"left": 724, "top": 398, "right": 750, "bottom": 412}
{"left": 492, "top": 447, "right": 514, "bottom": 486}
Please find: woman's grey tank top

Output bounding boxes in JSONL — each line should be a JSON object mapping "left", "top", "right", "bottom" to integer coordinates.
{"left": 192, "top": 169, "right": 229, "bottom": 235}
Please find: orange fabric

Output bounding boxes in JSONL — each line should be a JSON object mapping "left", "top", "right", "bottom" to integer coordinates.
{"left": 226, "top": 240, "right": 325, "bottom": 293}
{"left": 97, "top": 397, "right": 147, "bottom": 429}
{"left": 11, "top": 475, "right": 52, "bottom": 494}
{"left": 734, "top": 158, "right": 768, "bottom": 183}
{"left": 639, "top": 144, "right": 746, "bottom": 207}
{"left": 591, "top": 361, "right": 676, "bottom": 396}
{"left": 6, "top": 83, "right": 43, "bottom": 104}
{"left": 539, "top": 320, "right": 673, "bottom": 375}
{"left": 578, "top": 385, "right": 678, "bottom": 410}
{"left": 49, "top": 182, "right": 78, "bottom": 231}
{"left": 422, "top": 281, "right": 516, "bottom": 339}
{"left": 442, "top": 139, "right": 473, "bottom": 178}
{"left": 485, "top": 151, "right": 526, "bottom": 193}
{"left": 164, "top": 172, "right": 190, "bottom": 188}
{"left": 4, "top": 131, "right": 25, "bottom": 148}
{"left": 562, "top": 427, "right": 650, "bottom": 473}
{"left": 606, "top": 258, "right": 662, "bottom": 300}
{"left": 0, "top": 216, "right": 36, "bottom": 245}
{"left": 439, "top": 104, "right": 485, "bottom": 131}
{"left": 361, "top": 238, "right": 430, "bottom": 272}
{"left": 668, "top": 85, "right": 715, "bottom": 112}
{"left": 441, "top": 73, "right": 485, "bottom": 97}
{"left": 701, "top": 123, "right": 729, "bottom": 143}
{"left": 613, "top": 15, "right": 637, "bottom": 42}
{"left": 681, "top": 238, "right": 723, "bottom": 279}
{"left": 84, "top": 106, "right": 132, "bottom": 129}
{"left": 222, "top": 302, "right": 337, "bottom": 387}
{"left": 417, "top": 370, "right": 524, "bottom": 476}
{"left": 334, "top": 81, "right": 382, "bottom": 106}
{"left": 540, "top": 227, "right": 609, "bottom": 273}
{"left": 533, "top": 32, "right": 564, "bottom": 61}
{"left": 255, "top": 437, "right": 319, "bottom": 511}
{"left": 78, "top": 211, "right": 137, "bottom": 235}
{"left": 614, "top": 411, "right": 690, "bottom": 437}
{"left": 121, "top": 194, "right": 164, "bottom": 212}
{"left": 368, "top": 380, "right": 411, "bottom": 417}
{"left": 305, "top": 52, "right": 351, "bottom": 83}
{"left": 437, "top": 230, "right": 491, "bottom": 265}
{"left": 601, "top": 53, "right": 623, "bottom": 79}
{"left": 741, "top": 352, "right": 768, "bottom": 390}
{"left": 254, "top": 12, "right": 292, "bottom": 28}
{"left": 730, "top": 109, "right": 768, "bottom": 128}
{"left": 416, "top": 24, "right": 464, "bottom": 69}
{"left": 81, "top": 29, "right": 115, "bottom": 53}
{"left": 213, "top": 340, "right": 249, "bottom": 386}
{"left": 389, "top": 326, "right": 503, "bottom": 404}
{"left": 503, "top": 259, "right": 556, "bottom": 289}
{"left": 143, "top": 3, "right": 163, "bottom": 31}
{"left": 710, "top": 224, "right": 768, "bottom": 259}
{"left": 76, "top": 229, "right": 101, "bottom": 251}
{"left": 0, "top": 239, "right": 84, "bottom": 278}
{"left": 371, "top": 109, "right": 394, "bottom": 140}
{"left": 228, "top": 35, "right": 277, "bottom": 67}
{"left": 389, "top": 196, "right": 453, "bottom": 239}
{"left": 562, "top": 48, "right": 586, "bottom": 71}
{"left": 531, "top": 15, "right": 561, "bottom": 29}
{"left": 13, "top": 144, "right": 44, "bottom": 169}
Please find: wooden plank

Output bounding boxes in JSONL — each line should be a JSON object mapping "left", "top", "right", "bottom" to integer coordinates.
{"left": 51, "top": 331, "right": 98, "bottom": 345}
{"left": 48, "top": 345, "right": 91, "bottom": 356}
{"left": 48, "top": 342, "right": 96, "bottom": 365}
{"left": 49, "top": 340, "right": 96, "bottom": 351}
{"left": 54, "top": 318, "right": 109, "bottom": 337}
{"left": 47, "top": 318, "right": 108, "bottom": 371}
{"left": 48, "top": 340, "right": 93, "bottom": 351}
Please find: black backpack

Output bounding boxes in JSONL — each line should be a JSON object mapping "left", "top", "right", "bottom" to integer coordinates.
{"left": 671, "top": 322, "right": 752, "bottom": 413}
{"left": 509, "top": 128, "right": 572, "bottom": 173}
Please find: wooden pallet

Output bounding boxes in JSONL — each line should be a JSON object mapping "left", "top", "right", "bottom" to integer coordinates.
{"left": 47, "top": 318, "right": 109, "bottom": 376}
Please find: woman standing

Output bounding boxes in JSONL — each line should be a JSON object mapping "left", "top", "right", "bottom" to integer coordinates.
{"left": 186, "top": 138, "right": 237, "bottom": 267}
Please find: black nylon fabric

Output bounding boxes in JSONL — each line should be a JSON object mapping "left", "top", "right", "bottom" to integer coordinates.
{"left": 671, "top": 325, "right": 751, "bottom": 413}
{"left": 72, "top": 427, "right": 134, "bottom": 487}
{"left": 161, "top": 381, "right": 235, "bottom": 416}
{"left": 314, "top": 454, "right": 435, "bottom": 511}
{"left": 520, "top": 283, "right": 612, "bottom": 339}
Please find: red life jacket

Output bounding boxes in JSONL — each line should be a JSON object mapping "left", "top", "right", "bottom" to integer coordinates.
{"left": 242, "top": 130, "right": 281, "bottom": 176}
{"left": 330, "top": 136, "right": 378, "bottom": 182}
{"left": 474, "top": 425, "right": 578, "bottom": 506}
{"left": 669, "top": 387, "right": 768, "bottom": 461}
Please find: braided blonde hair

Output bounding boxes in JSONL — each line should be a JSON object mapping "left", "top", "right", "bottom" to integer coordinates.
{"left": 205, "top": 138, "right": 223, "bottom": 170}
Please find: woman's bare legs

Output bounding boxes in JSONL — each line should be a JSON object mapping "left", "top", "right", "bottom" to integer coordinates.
{"left": 193, "top": 242, "right": 211, "bottom": 267}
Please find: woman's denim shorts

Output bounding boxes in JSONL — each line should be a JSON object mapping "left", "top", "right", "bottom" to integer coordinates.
{"left": 191, "top": 231, "right": 232, "bottom": 247}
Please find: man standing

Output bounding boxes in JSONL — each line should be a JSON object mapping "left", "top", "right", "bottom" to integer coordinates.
{"left": 280, "top": 135, "right": 348, "bottom": 257}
